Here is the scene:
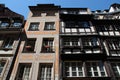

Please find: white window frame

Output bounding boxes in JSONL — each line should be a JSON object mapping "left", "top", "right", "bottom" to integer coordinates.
{"left": 63, "top": 38, "right": 80, "bottom": 46}
{"left": 64, "top": 61, "right": 85, "bottom": 77}
{"left": 39, "top": 64, "right": 53, "bottom": 80}
{"left": 86, "top": 61, "right": 107, "bottom": 77}
{"left": 111, "top": 62, "right": 120, "bottom": 77}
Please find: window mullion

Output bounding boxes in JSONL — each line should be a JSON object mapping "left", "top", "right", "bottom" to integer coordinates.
{"left": 45, "top": 66, "right": 47, "bottom": 80}
{"left": 116, "top": 64, "right": 120, "bottom": 75}
{"left": 97, "top": 65, "right": 101, "bottom": 77}
{"left": 91, "top": 63, "right": 94, "bottom": 77}
{"left": 76, "top": 63, "right": 79, "bottom": 77}
{"left": 103, "top": 66, "right": 107, "bottom": 76}
{"left": 70, "top": 63, "right": 72, "bottom": 77}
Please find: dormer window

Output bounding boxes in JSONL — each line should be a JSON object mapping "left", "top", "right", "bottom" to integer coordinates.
{"left": 0, "top": 22, "right": 9, "bottom": 28}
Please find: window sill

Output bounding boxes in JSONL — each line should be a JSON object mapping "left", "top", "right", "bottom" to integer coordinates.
{"left": 44, "top": 29, "right": 56, "bottom": 30}
{"left": 28, "top": 29, "right": 39, "bottom": 31}
{"left": 40, "top": 51, "right": 55, "bottom": 53}
{"left": 22, "top": 51, "right": 36, "bottom": 53}
{"left": 0, "top": 47, "right": 13, "bottom": 50}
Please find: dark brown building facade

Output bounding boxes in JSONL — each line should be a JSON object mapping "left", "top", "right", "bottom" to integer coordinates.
{"left": 60, "top": 3, "right": 120, "bottom": 80}
{"left": 0, "top": 4, "right": 24, "bottom": 80}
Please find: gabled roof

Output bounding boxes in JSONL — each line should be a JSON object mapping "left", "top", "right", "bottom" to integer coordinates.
{"left": 0, "top": 4, "right": 24, "bottom": 19}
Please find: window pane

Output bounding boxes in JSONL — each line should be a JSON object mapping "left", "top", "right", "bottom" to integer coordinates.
{"left": 29, "top": 23, "right": 39, "bottom": 31}
{"left": 38, "top": 64, "right": 52, "bottom": 80}
{"left": 41, "top": 38, "right": 54, "bottom": 53}
{"left": 15, "top": 64, "right": 31, "bottom": 80}
{"left": 111, "top": 63, "right": 120, "bottom": 77}
{"left": 94, "top": 72, "right": 99, "bottom": 76}
{"left": 0, "top": 22, "right": 9, "bottom": 28}
{"left": 87, "top": 72, "right": 92, "bottom": 76}
{"left": 86, "top": 62, "right": 106, "bottom": 77}
{"left": 64, "top": 62, "right": 83, "bottom": 77}
{"left": 72, "top": 72, "right": 77, "bottom": 76}
{"left": 0, "top": 61, "right": 6, "bottom": 75}
{"left": 24, "top": 39, "right": 36, "bottom": 52}
{"left": 78, "top": 72, "right": 83, "bottom": 76}
{"left": 2, "top": 37, "right": 14, "bottom": 49}
{"left": 12, "top": 23, "right": 22, "bottom": 28}
{"left": 44, "top": 22, "right": 55, "bottom": 30}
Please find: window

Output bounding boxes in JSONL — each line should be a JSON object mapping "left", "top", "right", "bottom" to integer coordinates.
{"left": 41, "top": 38, "right": 54, "bottom": 53}
{"left": 82, "top": 37, "right": 99, "bottom": 47}
{"left": 1, "top": 37, "right": 14, "bottom": 49}
{"left": 111, "top": 63, "right": 120, "bottom": 77}
{"left": 63, "top": 61, "right": 107, "bottom": 77}
{"left": 107, "top": 39, "right": 120, "bottom": 50}
{"left": 23, "top": 38, "right": 36, "bottom": 52}
{"left": 12, "top": 22, "right": 22, "bottom": 28}
{"left": 44, "top": 22, "right": 55, "bottom": 30}
{"left": 28, "top": 23, "right": 39, "bottom": 31}
{"left": 106, "top": 39, "right": 120, "bottom": 56}
{"left": 64, "top": 62, "right": 84, "bottom": 77}
{"left": 38, "top": 64, "right": 53, "bottom": 80}
{"left": 78, "top": 21, "right": 90, "bottom": 28}
{"left": 68, "top": 10, "right": 78, "bottom": 14}
{"left": 113, "top": 25, "right": 120, "bottom": 31}
{"left": 96, "top": 25, "right": 113, "bottom": 31}
{"left": 65, "top": 21, "right": 90, "bottom": 28}
{"left": 15, "top": 63, "right": 31, "bottom": 80}
{"left": 0, "top": 61, "right": 6, "bottom": 75}
{"left": 65, "top": 21, "right": 76, "bottom": 28}
{"left": 79, "top": 9, "right": 87, "bottom": 14}
{"left": 63, "top": 38, "right": 80, "bottom": 46}
{"left": 0, "top": 22, "right": 9, "bottom": 28}
{"left": 86, "top": 62, "right": 107, "bottom": 77}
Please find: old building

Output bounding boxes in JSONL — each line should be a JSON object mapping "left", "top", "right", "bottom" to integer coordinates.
{"left": 9, "top": 3, "right": 120, "bottom": 80}
{"left": 10, "top": 4, "right": 60, "bottom": 80}
{"left": 60, "top": 3, "right": 120, "bottom": 80}
{"left": 0, "top": 4, "right": 24, "bottom": 80}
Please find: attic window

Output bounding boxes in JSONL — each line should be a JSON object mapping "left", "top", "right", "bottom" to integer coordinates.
{"left": 0, "top": 22, "right": 9, "bottom": 28}
{"left": 12, "top": 23, "right": 22, "bottom": 28}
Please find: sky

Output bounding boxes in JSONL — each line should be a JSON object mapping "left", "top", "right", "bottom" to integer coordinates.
{"left": 0, "top": 0, "right": 120, "bottom": 19}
